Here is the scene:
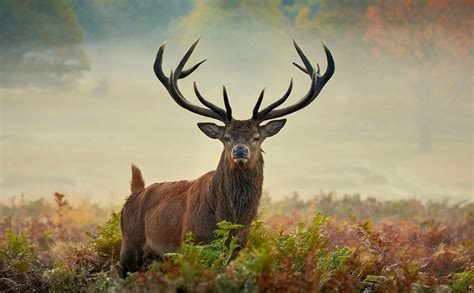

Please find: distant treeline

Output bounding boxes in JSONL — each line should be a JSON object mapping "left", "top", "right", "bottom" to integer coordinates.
{"left": 0, "top": 0, "right": 192, "bottom": 87}
{"left": 1, "top": 0, "right": 471, "bottom": 90}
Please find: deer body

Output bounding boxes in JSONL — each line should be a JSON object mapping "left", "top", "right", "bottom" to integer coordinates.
{"left": 121, "top": 151, "right": 263, "bottom": 274}
{"left": 120, "top": 39, "right": 334, "bottom": 277}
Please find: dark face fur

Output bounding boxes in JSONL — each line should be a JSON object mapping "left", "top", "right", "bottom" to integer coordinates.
{"left": 198, "top": 119, "right": 286, "bottom": 169}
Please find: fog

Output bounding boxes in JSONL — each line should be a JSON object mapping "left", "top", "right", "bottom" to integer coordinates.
{"left": 1, "top": 2, "right": 472, "bottom": 205}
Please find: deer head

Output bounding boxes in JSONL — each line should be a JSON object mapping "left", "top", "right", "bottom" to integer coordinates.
{"left": 153, "top": 39, "right": 334, "bottom": 170}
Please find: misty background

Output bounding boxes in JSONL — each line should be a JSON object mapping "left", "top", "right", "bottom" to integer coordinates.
{"left": 0, "top": 0, "right": 472, "bottom": 205}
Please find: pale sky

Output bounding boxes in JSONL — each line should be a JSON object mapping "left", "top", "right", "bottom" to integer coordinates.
{"left": 1, "top": 5, "right": 473, "bottom": 205}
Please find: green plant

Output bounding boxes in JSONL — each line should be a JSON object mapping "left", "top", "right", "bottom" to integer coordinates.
{"left": 88, "top": 211, "right": 122, "bottom": 261}
{"left": 452, "top": 270, "right": 474, "bottom": 293}
{"left": 162, "top": 221, "right": 243, "bottom": 290}
{"left": 1, "top": 193, "right": 472, "bottom": 291}
{"left": 0, "top": 228, "right": 35, "bottom": 273}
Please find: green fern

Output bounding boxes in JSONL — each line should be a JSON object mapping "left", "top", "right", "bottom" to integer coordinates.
{"left": 87, "top": 211, "right": 122, "bottom": 263}
{"left": 452, "top": 270, "right": 474, "bottom": 293}
{"left": 0, "top": 228, "right": 35, "bottom": 273}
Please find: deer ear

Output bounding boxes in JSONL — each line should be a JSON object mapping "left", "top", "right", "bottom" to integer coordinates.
{"left": 197, "top": 123, "right": 224, "bottom": 139}
{"left": 260, "top": 119, "right": 287, "bottom": 138}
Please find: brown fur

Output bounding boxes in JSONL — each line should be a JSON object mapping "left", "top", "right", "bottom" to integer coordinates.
{"left": 130, "top": 164, "right": 145, "bottom": 193}
{"left": 121, "top": 39, "right": 335, "bottom": 277}
{"left": 119, "top": 120, "right": 274, "bottom": 277}
{"left": 120, "top": 157, "right": 263, "bottom": 276}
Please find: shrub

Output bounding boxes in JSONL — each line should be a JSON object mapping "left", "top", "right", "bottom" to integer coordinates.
{"left": 162, "top": 221, "right": 243, "bottom": 290}
{"left": 0, "top": 228, "right": 48, "bottom": 292}
{"left": 0, "top": 228, "right": 35, "bottom": 273}
{"left": 88, "top": 211, "right": 122, "bottom": 261}
{"left": 0, "top": 193, "right": 472, "bottom": 291}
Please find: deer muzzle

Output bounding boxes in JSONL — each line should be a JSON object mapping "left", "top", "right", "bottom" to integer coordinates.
{"left": 232, "top": 144, "right": 249, "bottom": 164}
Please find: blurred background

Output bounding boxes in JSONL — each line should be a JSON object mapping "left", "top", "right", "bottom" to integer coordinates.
{"left": 0, "top": 0, "right": 472, "bottom": 205}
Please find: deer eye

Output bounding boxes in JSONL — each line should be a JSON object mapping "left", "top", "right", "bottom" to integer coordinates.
{"left": 253, "top": 136, "right": 261, "bottom": 142}
{"left": 223, "top": 136, "right": 231, "bottom": 143}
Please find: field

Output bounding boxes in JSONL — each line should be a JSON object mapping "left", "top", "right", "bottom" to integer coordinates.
{"left": 0, "top": 192, "right": 472, "bottom": 292}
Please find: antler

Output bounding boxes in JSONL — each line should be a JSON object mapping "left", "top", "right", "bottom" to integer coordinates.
{"left": 153, "top": 39, "right": 232, "bottom": 123}
{"left": 252, "top": 40, "right": 335, "bottom": 122}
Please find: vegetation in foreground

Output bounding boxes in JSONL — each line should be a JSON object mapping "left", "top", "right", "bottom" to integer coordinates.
{"left": 0, "top": 192, "right": 472, "bottom": 292}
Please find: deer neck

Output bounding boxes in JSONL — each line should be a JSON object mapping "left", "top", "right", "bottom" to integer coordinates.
{"left": 209, "top": 151, "right": 264, "bottom": 226}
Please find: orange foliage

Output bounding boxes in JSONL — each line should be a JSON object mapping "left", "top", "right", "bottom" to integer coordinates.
{"left": 360, "top": 0, "right": 473, "bottom": 59}
{"left": 1, "top": 192, "right": 473, "bottom": 290}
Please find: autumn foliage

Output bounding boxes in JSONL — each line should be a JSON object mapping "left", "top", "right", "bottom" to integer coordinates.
{"left": 0, "top": 192, "right": 472, "bottom": 292}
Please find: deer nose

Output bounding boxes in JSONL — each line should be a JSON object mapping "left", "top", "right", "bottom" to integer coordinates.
{"left": 232, "top": 144, "right": 249, "bottom": 159}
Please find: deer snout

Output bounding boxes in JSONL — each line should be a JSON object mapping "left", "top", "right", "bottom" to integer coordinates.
{"left": 232, "top": 144, "right": 249, "bottom": 163}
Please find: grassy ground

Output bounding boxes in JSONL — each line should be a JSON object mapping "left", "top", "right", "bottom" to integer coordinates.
{"left": 0, "top": 192, "right": 472, "bottom": 292}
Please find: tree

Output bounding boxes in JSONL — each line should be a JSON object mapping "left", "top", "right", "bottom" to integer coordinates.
{"left": 0, "top": 0, "right": 88, "bottom": 88}
{"left": 359, "top": 0, "right": 473, "bottom": 152}
{"left": 69, "top": 0, "right": 192, "bottom": 42}
{"left": 285, "top": 0, "right": 472, "bottom": 152}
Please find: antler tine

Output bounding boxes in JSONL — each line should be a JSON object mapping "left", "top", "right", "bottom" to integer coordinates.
{"left": 153, "top": 43, "right": 169, "bottom": 85}
{"left": 292, "top": 40, "right": 313, "bottom": 76}
{"left": 222, "top": 86, "right": 232, "bottom": 121}
{"left": 154, "top": 39, "right": 232, "bottom": 123}
{"left": 193, "top": 82, "right": 226, "bottom": 116}
{"left": 180, "top": 59, "right": 206, "bottom": 79}
{"left": 252, "top": 88, "right": 265, "bottom": 120}
{"left": 168, "top": 71, "right": 224, "bottom": 120}
{"left": 154, "top": 41, "right": 207, "bottom": 80}
{"left": 254, "top": 78, "right": 293, "bottom": 120}
{"left": 254, "top": 41, "right": 335, "bottom": 122}
{"left": 175, "top": 38, "right": 200, "bottom": 77}
{"left": 292, "top": 62, "right": 309, "bottom": 74}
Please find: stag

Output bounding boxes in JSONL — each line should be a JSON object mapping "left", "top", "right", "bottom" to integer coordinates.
{"left": 120, "top": 39, "right": 334, "bottom": 276}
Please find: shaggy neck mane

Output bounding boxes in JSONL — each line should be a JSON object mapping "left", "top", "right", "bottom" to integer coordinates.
{"left": 209, "top": 151, "right": 264, "bottom": 226}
